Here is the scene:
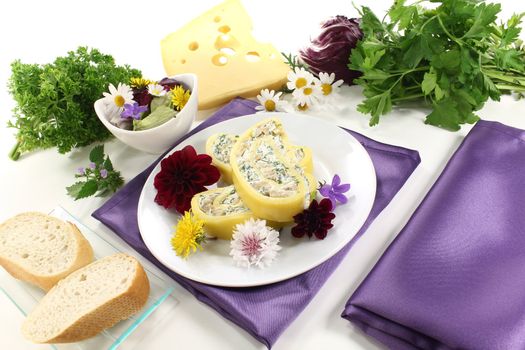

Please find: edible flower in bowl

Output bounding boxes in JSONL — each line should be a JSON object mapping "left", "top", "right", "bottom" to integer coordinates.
{"left": 94, "top": 73, "right": 198, "bottom": 154}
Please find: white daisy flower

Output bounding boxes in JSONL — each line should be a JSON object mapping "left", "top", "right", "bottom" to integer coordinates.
{"left": 292, "top": 82, "right": 322, "bottom": 108}
{"left": 230, "top": 218, "right": 281, "bottom": 268}
{"left": 318, "top": 72, "right": 344, "bottom": 98}
{"left": 102, "top": 83, "right": 134, "bottom": 115}
{"left": 255, "top": 89, "right": 286, "bottom": 112}
{"left": 287, "top": 67, "right": 315, "bottom": 91}
{"left": 295, "top": 102, "right": 310, "bottom": 112}
{"left": 147, "top": 83, "right": 167, "bottom": 97}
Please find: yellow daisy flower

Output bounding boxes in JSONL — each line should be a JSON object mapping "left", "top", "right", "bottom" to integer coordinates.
{"left": 171, "top": 85, "right": 191, "bottom": 111}
{"left": 130, "top": 77, "right": 154, "bottom": 89}
{"left": 171, "top": 211, "right": 206, "bottom": 259}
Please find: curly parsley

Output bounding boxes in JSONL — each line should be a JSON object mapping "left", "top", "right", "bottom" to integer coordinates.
{"left": 7, "top": 47, "right": 140, "bottom": 160}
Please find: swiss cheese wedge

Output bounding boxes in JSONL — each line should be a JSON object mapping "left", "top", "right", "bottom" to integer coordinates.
{"left": 160, "top": 0, "right": 289, "bottom": 109}
{"left": 230, "top": 118, "right": 316, "bottom": 222}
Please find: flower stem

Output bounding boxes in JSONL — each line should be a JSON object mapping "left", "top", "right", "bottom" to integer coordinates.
{"left": 392, "top": 93, "right": 425, "bottom": 102}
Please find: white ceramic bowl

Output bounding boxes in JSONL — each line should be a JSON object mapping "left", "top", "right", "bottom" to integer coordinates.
{"left": 94, "top": 73, "right": 198, "bottom": 154}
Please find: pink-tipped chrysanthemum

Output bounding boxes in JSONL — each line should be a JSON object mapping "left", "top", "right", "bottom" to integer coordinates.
{"left": 230, "top": 218, "right": 281, "bottom": 268}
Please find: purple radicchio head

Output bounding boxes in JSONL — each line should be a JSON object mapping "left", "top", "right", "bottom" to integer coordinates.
{"left": 299, "top": 16, "right": 363, "bottom": 85}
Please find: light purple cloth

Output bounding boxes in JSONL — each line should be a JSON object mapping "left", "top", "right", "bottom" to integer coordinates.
{"left": 92, "top": 98, "right": 420, "bottom": 348}
{"left": 343, "top": 120, "right": 525, "bottom": 349}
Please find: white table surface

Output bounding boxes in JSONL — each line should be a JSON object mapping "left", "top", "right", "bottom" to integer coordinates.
{"left": 1, "top": 1, "right": 524, "bottom": 349}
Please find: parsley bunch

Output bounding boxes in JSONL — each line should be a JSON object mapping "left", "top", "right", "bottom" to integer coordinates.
{"left": 8, "top": 47, "right": 140, "bottom": 160}
{"left": 351, "top": 0, "right": 525, "bottom": 130}
{"left": 66, "top": 145, "right": 124, "bottom": 200}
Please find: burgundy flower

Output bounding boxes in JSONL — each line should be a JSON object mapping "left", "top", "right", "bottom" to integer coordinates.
{"left": 291, "top": 198, "right": 336, "bottom": 240}
{"left": 133, "top": 87, "right": 154, "bottom": 106}
{"left": 154, "top": 145, "right": 220, "bottom": 214}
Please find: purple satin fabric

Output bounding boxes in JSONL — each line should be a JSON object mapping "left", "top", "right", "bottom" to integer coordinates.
{"left": 343, "top": 120, "right": 525, "bottom": 350}
{"left": 92, "top": 98, "right": 420, "bottom": 348}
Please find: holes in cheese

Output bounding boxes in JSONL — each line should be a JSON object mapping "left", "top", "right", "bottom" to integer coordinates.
{"left": 161, "top": 0, "right": 289, "bottom": 109}
{"left": 230, "top": 118, "right": 317, "bottom": 223}
{"left": 191, "top": 186, "right": 255, "bottom": 240}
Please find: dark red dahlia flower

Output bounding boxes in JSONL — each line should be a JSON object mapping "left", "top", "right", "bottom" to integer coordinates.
{"left": 154, "top": 145, "right": 220, "bottom": 214}
{"left": 291, "top": 198, "right": 336, "bottom": 240}
{"left": 133, "top": 87, "right": 154, "bottom": 107}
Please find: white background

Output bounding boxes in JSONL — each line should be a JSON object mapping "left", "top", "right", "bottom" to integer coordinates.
{"left": 1, "top": 0, "right": 525, "bottom": 349}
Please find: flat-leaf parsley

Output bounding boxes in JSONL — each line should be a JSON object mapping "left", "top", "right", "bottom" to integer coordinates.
{"left": 351, "top": 0, "right": 525, "bottom": 130}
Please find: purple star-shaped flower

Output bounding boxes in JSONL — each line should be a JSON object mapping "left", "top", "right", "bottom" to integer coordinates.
{"left": 99, "top": 169, "right": 108, "bottom": 179}
{"left": 121, "top": 102, "right": 148, "bottom": 120}
{"left": 319, "top": 174, "right": 350, "bottom": 208}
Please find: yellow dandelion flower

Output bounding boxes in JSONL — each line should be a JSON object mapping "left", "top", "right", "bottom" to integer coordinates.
{"left": 171, "top": 85, "right": 191, "bottom": 111}
{"left": 171, "top": 211, "right": 206, "bottom": 259}
{"left": 130, "top": 77, "right": 155, "bottom": 89}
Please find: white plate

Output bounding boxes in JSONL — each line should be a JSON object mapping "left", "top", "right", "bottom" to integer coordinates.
{"left": 138, "top": 113, "right": 376, "bottom": 287}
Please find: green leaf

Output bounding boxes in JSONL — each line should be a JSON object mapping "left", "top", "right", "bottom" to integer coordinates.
{"left": 362, "top": 50, "right": 386, "bottom": 70}
{"left": 462, "top": 3, "right": 501, "bottom": 39}
{"left": 103, "top": 156, "right": 114, "bottom": 172}
{"left": 389, "top": 1, "right": 417, "bottom": 30}
{"left": 494, "top": 49, "right": 524, "bottom": 71}
{"left": 357, "top": 92, "right": 392, "bottom": 126}
{"left": 359, "top": 6, "right": 385, "bottom": 36}
{"left": 66, "top": 182, "right": 85, "bottom": 198}
{"left": 434, "top": 85, "right": 445, "bottom": 101}
{"left": 75, "top": 180, "right": 98, "bottom": 200}
{"left": 433, "top": 50, "right": 461, "bottom": 71}
{"left": 421, "top": 71, "right": 437, "bottom": 95}
{"left": 425, "top": 99, "right": 462, "bottom": 131}
{"left": 362, "top": 69, "right": 392, "bottom": 80}
{"left": 403, "top": 36, "right": 431, "bottom": 68}
{"left": 89, "top": 144, "right": 104, "bottom": 164}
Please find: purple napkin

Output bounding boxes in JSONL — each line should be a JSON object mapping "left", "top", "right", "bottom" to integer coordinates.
{"left": 93, "top": 98, "right": 420, "bottom": 348}
{"left": 343, "top": 120, "right": 525, "bottom": 350}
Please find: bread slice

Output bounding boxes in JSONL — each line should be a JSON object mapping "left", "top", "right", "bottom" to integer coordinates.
{"left": 22, "top": 253, "right": 150, "bottom": 343}
{"left": 0, "top": 212, "right": 94, "bottom": 291}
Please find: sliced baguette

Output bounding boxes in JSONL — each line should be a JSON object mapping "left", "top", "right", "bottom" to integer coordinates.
{"left": 22, "top": 253, "right": 150, "bottom": 343}
{"left": 0, "top": 212, "right": 94, "bottom": 291}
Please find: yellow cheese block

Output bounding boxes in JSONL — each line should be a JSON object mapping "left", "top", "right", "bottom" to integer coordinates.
{"left": 206, "top": 132, "right": 314, "bottom": 183}
{"left": 230, "top": 118, "right": 317, "bottom": 223}
{"left": 160, "top": 0, "right": 289, "bottom": 109}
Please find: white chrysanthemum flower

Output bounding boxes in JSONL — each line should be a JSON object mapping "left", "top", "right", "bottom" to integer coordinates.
{"left": 255, "top": 89, "right": 286, "bottom": 112}
{"left": 230, "top": 218, "right": 281, "bottom": 268}
{"left": 318, "top": 72, "right": 344, "bottom": 99}
{"left": 102, "top": 83, "right": 134, "bottom": 116}
{"left": 287, "top": 67, "right": 315, "bottom": 91}
{"left": 292, "top": 81, "right": 322, "bottom": 108}
{"left": 147, "top": 83, "right": 167, "bottom": 97}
